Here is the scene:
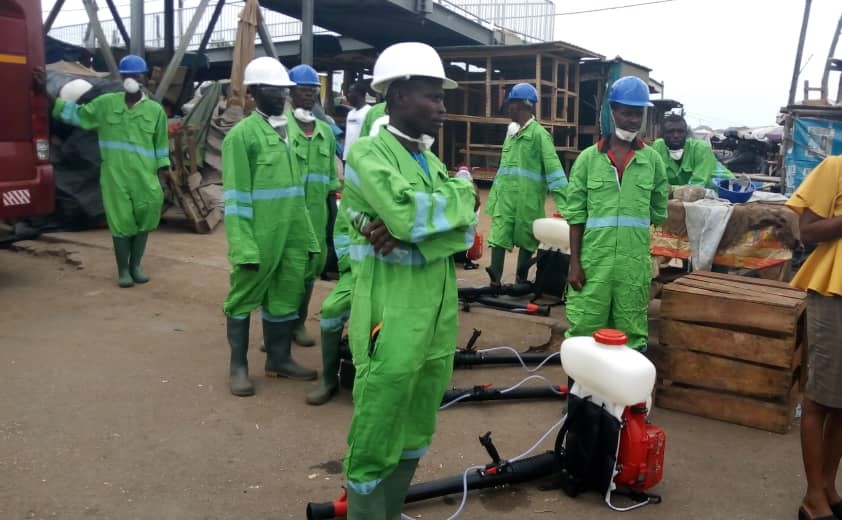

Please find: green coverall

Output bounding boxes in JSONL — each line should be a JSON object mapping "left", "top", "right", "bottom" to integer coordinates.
{"left": 221, "top": 113, "right": 320, "bottom": 319}
{"left": 53, "top": 93, "right": 169, "bottom": 236}
{"left": 359, "top": 101, "right": 387, "bottom": 138}
{"left": 342, "top": 130, "right": 477, "bottom": 499}
{"left": 287, "top": 114, "right": 340, "bottom": 279}
{"left": 307, "top": 208, "right": 353, "bottom": 403}
{"left": 563, "top": 138, "right": 669, "bottom": 350}
{"left": 486, "top": 118, "right": 567, "bottom": 252}
{"left": 650, "top": 137, "right": 734, "bottom": 188}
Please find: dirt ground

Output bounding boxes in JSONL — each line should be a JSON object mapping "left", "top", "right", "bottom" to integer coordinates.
{"left": 0, "top": 190, "right": 826, "bottom": 520}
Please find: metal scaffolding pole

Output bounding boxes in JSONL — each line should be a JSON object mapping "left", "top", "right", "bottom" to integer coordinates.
{"left": 164, "top": 0, "right": 175, "bottom": 62}
{"left": 81, "top": 0, "right": 121, "bottom": 78}
{"left": 198, "top": 0, "right": 227, "bottom": 55}
{"left": 155, "top": 0, "right": 212, "bottom": 101}
{"left": 257, "top": 9, "right": 279, "bottom": 60}
{"left": 43, "top": 0, "right": 67, "bottom": 33}
{"left": 130, "top": 0, "right": 145, "bottom": 58}
{"left": 301, "top": 0, "right": 314, "bottom": 65}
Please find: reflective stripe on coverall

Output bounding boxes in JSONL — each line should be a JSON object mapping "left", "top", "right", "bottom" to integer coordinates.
{"left": 486, "top": 118, "right": 567, "bottom": 251}
{"left": 221, "top": 113, "right": 320, "bottom": 319}
{"left": 53, "top": 94, "right": 169, "bottom": 237}
{"left": 650, "top": 137, "right": 734, "bottom": 188}
{"left": 342, "top": 130, "right": 478, "bottom": 491}
{"left": 287, "top": 114, "right": 340, "bottom": 280}
{"left": 563, "top": 138, "right": 668, "bottom": 350}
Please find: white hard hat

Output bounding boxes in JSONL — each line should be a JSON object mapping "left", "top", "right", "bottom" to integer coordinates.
{"left": 370, "top": 42, "right": 457, "bottom": 94}
{"left": 243, "top": 57, "right": 295, "bottom": 87}
{"left": 59, "top": 78, "right": 94, "bottom": 103}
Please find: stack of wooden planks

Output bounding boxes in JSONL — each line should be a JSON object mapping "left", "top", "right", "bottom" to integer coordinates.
{"left": 654, "top": 271, "right": 806, "bottom": 433}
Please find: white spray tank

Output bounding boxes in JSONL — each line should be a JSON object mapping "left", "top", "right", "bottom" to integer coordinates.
{"left": 560, "top": 329, "right": 656, "bottom": 406}
{"left": 533, "top": 217, "right": 570, "bottom": 254}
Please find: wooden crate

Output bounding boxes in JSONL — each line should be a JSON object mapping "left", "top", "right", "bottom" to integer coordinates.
{"left": 654, "top": 271, "right": 806, "bottom": 433}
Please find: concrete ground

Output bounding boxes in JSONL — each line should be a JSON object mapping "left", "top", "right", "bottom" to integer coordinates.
{"left": 0, "top": 193, "right": 824, "bottom": 520}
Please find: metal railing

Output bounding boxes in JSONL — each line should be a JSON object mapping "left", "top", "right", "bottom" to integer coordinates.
{"left": 47, "top": 0, "right": 554, "bottom": 51}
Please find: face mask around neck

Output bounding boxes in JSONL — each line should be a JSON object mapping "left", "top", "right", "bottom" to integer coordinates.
{"left": 386, "top": 124, "right": 435, "bottom": 152}
{"left": 669, "top": 148, "right": 685, "bottom": 161}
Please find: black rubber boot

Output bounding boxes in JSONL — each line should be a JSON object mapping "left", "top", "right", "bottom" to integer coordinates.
{"left": 516, "top": 247, "right": 534, "bottom": 283}
{"left": 293, "top": 281, "right": 316, "bottom": 347}
{"left": 263, "top": 319, "right": 317, "bottom": 380}
{"left": 305, "top": 328, "right": 341, "bottom": 405}
{"left": 227, "top": 316, "right": 254, "bottom": 397}
{"left": 112, "top": 236, "right": 134, "bottom": 288}
{"left": 129, "top": 232, "right": 150, "bottom": 283}
{"left": 488, "top": 246, "right": 506, "bottom": 284}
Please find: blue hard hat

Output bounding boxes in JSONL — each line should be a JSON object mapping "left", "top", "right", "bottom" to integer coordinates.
{"left": 607, "top": 76, "right": 653, "bottom": 107}
{"left": 118, "top": 54, "right": 147, "bottom": 74}
{"left": 289, "top": 64, "right": 321, "bottom": 87}
{"left": 505, "top": 83, "right": 538, "bottom": 103}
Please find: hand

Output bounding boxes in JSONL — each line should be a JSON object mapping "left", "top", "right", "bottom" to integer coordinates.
{"left": 363, "top": 219, "right": 398, "bottom": 255}
{"left": 240, "top": 263, "right": 259, "bottom": 271}
{"left": 567, "top": 260, "right": 585, "bottom": 291}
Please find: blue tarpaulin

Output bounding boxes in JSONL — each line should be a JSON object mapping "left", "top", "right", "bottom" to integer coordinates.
{"left": 784, "top": 116, "right": 842, "bottom": 195}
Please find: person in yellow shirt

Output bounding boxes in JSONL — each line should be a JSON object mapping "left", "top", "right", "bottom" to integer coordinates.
{"left": 786, "top": 155, "right": 842, "bottom": 520}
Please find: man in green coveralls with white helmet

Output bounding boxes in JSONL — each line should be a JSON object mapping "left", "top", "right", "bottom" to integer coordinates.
{"left": 285, "top": 64, "right": 340, "bottom": 347}
{"left": 52, "top": 54, "right": 168, "bottom": 288}
{"left": 340, "top": 42, "right": 479, "bottom": 518}
{"left": 564, "top": 76, "right": 669, "bottom": 351}
{"left": 486, "top": 82, "right": 567, "bottom": 283}
{"left": 221, "top": 57, "right": 319, "bottom": 397}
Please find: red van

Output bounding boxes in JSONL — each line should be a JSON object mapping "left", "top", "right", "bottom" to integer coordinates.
{"left": 0, "top": 0, "right": 54, "bottom": 220}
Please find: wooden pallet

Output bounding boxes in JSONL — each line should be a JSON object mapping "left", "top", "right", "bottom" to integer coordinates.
{"left": 165, "top": 125, "right": 222, "bottom": 234}
{"left": 653, "top": 271, "right": 806, "bottom": 433}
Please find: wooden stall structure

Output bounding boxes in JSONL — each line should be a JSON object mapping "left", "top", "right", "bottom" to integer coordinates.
{"left": 436, "top": 42, "right": 601, "bottom": 180}
{"left": 653, "top": 271, "right": 805, "bottom": 434}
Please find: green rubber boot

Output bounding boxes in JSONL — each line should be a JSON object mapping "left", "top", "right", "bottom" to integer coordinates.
{"left": 346, "top": 483, "right": 387, "bottom": 520}
{"left": 305, "top": 328, "right": 341, "bottom": 405}
{"left": 383, "top": 458, "right": 420, "bottom": 519}
{"left": 263, "top": 319, "right": 317, "bottom": 380}
{"left": 488, "top": 246, "right": 506, "bottom": 284}
{"left": 516, "top": 247, "right": 534, "bottom": 284}
{"left": 112, "top": 236, "right": 134, "bottom": 288}
{"left": 129, "top": 232, "right": 150, "bottom": 283}
{"left": 226, "top": 316, "right": 254, "bottom": 397}
{"left": 293, "top": 281, "right": 316, "bottom": 347}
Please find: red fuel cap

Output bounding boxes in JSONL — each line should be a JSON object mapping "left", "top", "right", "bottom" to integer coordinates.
{"left": 593, "top": 328, "right": 627, "bottom": 346}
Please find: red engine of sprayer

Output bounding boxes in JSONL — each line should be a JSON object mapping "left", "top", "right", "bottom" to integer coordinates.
{"left": 614, "top": 404, "right": 665, "bottom": 492}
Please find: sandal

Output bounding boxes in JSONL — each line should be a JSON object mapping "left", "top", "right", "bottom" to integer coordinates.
{"left": 798, "top": 506, "right": 836, "bottom": 520}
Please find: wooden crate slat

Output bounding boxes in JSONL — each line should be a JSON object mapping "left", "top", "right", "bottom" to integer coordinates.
{"left": 655, "top": 381, "right": 799, "bottom": 434}
{"left": 661, "top": 285, "right": 802, "bottom": 335}
{"left": 689, "top": 271, "right": 807, "bottom": 296}
{"left": 664, "top": 349, "right": 794, "bottom": 400}
{"left": 660, "top": 319, "right": 798, "bottom": 369}
{"left": 672, "top": 277, "right": 805, "bottom": 307}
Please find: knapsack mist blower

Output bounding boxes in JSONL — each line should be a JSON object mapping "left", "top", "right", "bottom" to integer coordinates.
{"left": 306, "top": 329, "right": 666, "bottom": 519}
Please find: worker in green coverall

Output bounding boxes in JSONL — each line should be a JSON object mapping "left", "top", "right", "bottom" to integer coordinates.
{"left": 340, "top": 42, "right": 479, "bottom": 518}
{"left": 51, "top": 54, "right": 168, "bottom": 288}
{"left": 564, "top": 76, "right": 668, "bottom": 351}
{"left": 486, "top": 82, "right": 567, "bottom": 284}
{"left": 650, "top": 113, "right": 734, "bottom": 188}
{"left": 286, "top": 64, "right": 340, "bottom": 347}
{"left": 222, "top": 57, "right": 319, "bottom": 397}
{"left": 359, "top": 100, "right": 387, "bottom": 138}
{"left": 306, "top": 206, "right": 352, "bottom": 405}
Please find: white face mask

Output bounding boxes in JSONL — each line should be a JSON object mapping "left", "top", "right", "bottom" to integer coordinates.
{"left": 123, "top": 78, "right": 140, "bottom": 94}
{"left": 293, "top": 107, "right": 316, "bottom": 123}
{"left": 507, "top": 121, "right": 521, "bottom": 137}
{"left": 386, "top": 124, "right": 435, "bottom": 152}
{"left": 614, "top": 127, "right": 639, "bottom": 142}
{"left": 267, "top": 114, "right": 288, "bottom": 129}
{"left": 669, "top": 148, "right": 685, "bottom": 161}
